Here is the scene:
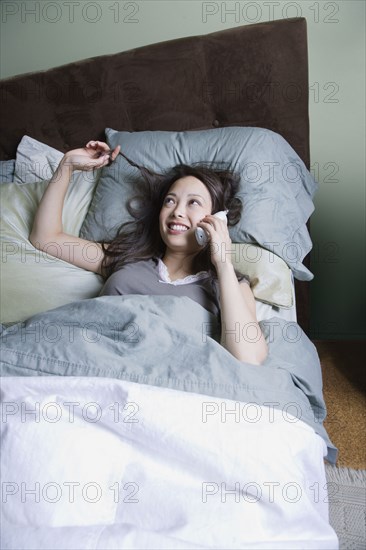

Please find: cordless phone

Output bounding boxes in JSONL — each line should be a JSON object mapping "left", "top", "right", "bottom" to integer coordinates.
{"left": 195, "top": 210, "right": 228, "bottom": 246}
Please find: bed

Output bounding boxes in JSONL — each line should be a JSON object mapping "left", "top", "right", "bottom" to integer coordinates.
{"left": 0, "top": 17, "right": 339, "bottom": 549}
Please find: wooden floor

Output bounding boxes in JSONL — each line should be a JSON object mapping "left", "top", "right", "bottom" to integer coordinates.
{"left": 313, "top": 340, "right": 366, "bottom": 470}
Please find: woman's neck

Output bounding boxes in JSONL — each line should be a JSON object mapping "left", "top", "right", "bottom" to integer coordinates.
{"left": 161, "top": 251, "right": 196, "bottom": 280}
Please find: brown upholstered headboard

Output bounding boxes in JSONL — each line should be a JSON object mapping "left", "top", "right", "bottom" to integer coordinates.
{"left": 0, "top": 17, "right": 311, "bottom": 331}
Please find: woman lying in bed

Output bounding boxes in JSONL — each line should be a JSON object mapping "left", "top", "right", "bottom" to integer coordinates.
{"left": 29, "top": 140, "right": 268, "bottom": 365}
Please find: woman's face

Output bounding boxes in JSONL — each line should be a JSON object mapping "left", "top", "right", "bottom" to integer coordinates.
{"left": 159, "top": 176, "right": 213, "bottom": 253}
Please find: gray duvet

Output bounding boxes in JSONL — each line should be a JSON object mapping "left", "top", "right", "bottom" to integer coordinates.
{"left": 0, "top": 294, "right": 337, "bottom": 463}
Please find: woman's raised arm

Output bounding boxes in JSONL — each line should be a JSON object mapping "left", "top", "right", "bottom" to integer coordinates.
{"left": 29, "top": 141, "right": 120, "bottom": 275}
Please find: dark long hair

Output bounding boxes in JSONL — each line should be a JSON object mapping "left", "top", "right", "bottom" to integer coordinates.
{"left": 100, "top": 152, "right": 243, "bottom": 280}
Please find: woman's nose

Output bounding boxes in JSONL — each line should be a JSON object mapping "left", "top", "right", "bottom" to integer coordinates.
{"left": 172, "top": 204, "right": 185, "bottom": 218}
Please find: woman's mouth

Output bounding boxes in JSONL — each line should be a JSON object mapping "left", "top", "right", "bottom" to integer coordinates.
{"left": 167, "top": 223, "right": 189, "bottom": 234}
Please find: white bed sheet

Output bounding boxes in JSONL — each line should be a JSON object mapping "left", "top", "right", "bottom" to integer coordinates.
{"left": 0, "top": 375, "right": 338, "bottom": 550}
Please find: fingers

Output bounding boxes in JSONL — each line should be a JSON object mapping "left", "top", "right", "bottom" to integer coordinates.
{"left": 86, "top": 140, "right": 111, "bottom": 152}
{"left": 85, "top": 153, "right": 110, "bottom": 169}
{"left": 199, "top": 215, "right": 225, "bottom": 231}
{"left": 196, "top": 220, "right": 215, "bottom": 243}
{"left": 110, "top": 144, "right": 121, "bottom": 161}
{"left": 199, "top": 217, "right": 230, "bottom": 245}
{"left": 96, "top": 154, "right": 111, "bottom": 167}
{"left": 86, "top": 141, "right": 121, "bottom": 164}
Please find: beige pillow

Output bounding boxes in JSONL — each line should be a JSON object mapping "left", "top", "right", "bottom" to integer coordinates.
{"left": 1, "top": 175, "right": 103, "bottom": 324}
{"left": 231, "top": 243, "right": 293, "bottom": 308}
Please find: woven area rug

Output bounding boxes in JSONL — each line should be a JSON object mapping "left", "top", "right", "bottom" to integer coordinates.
{"left": 325, "top": 465, "right": 366, "bottom": 549}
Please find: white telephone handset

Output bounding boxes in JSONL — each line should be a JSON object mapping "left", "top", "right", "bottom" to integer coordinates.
{"left": 195, "top": 210, "right": 228, "bottom": 246}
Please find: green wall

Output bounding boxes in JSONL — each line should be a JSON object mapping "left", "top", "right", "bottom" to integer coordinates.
{"left": 1, "top": 0, "right": 365, "bottom": 339}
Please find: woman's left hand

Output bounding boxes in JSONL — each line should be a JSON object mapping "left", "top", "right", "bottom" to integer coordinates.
{"left": 196, "top": 215, "right": 232, "bottom": 269}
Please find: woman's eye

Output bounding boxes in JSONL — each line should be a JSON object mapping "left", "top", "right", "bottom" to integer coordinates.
{"left": 189, "top": 199, "right": 201, "bottom": 206}
{"left": 164, "top": 197, "right": 174, "bottom": 205}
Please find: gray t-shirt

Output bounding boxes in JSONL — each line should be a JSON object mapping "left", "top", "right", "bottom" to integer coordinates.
{"left": 100, "top": 259, "right": 216, "bottom": 315}
{"left": 99, "top": 258, "right": 250, "bottom": 317}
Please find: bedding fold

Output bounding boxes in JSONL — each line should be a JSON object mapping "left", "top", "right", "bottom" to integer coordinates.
{"left": 0, "top": 294, "right": 337, "bottom": 463}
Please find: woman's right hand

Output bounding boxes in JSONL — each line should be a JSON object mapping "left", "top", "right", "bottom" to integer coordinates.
{"left": 61, "top": 140, "right": 121, "bottom": 171}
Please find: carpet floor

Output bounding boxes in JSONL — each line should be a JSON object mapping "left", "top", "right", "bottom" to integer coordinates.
{"left": 314, "top": 340, "right": 366, "bottom": 470}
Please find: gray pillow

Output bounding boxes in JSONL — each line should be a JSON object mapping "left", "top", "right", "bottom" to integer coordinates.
{"left": 0, "top": 160, "right": 15, "bottom": 183}
{"left": 80, "top": 127, "right": 318, "bottom": 281}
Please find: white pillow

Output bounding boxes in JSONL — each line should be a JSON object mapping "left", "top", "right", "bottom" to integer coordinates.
{"left": 14, "top": 136, "right": 64, "bottom": 184}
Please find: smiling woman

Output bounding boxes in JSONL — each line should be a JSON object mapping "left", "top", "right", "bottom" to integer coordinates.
{"left": 99, "top": 151, "right": 244, "bottom": 278}
{"left": 29, "top": 140, "right": 268, "bottom": 365}
{"left": 159, "top": 177, "right": 214, "bottom": 278}
{"left": 160, "top": 178, "right": 212, "bottom": 255}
